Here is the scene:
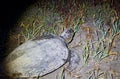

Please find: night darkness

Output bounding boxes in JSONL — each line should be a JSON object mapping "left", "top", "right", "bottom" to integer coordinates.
{"left": 0, "top": 0, "right": 35, "bottom": 60}
{"left": 0, "top": 0, "right": 34, "bottom": 78}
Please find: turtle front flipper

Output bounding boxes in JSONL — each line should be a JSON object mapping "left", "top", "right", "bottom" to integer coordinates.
{"left": 65, "top": 49, "right": 81, "bottom": 72}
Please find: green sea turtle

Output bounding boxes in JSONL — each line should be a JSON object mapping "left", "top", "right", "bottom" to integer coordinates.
{"left": 4, "top": 28, "right": 80, "bottom": 78}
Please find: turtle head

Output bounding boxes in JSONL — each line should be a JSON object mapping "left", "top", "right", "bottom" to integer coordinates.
{"left": 60, "top": 28, "right": 74, "bottom": 44}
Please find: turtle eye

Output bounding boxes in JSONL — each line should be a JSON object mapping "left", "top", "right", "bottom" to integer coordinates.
{"left": 66, "top": 30, "right": 70, "bottom": 33}
{"left": 66, "top": 29, "right": 74, "bottom": 34}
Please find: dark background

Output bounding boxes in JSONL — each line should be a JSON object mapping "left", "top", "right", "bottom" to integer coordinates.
{"left": 0, "top": 0, "right": 35, "bottom": 78}
{"left": 0, "top": 0, "right": 35, "bottom": 61}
